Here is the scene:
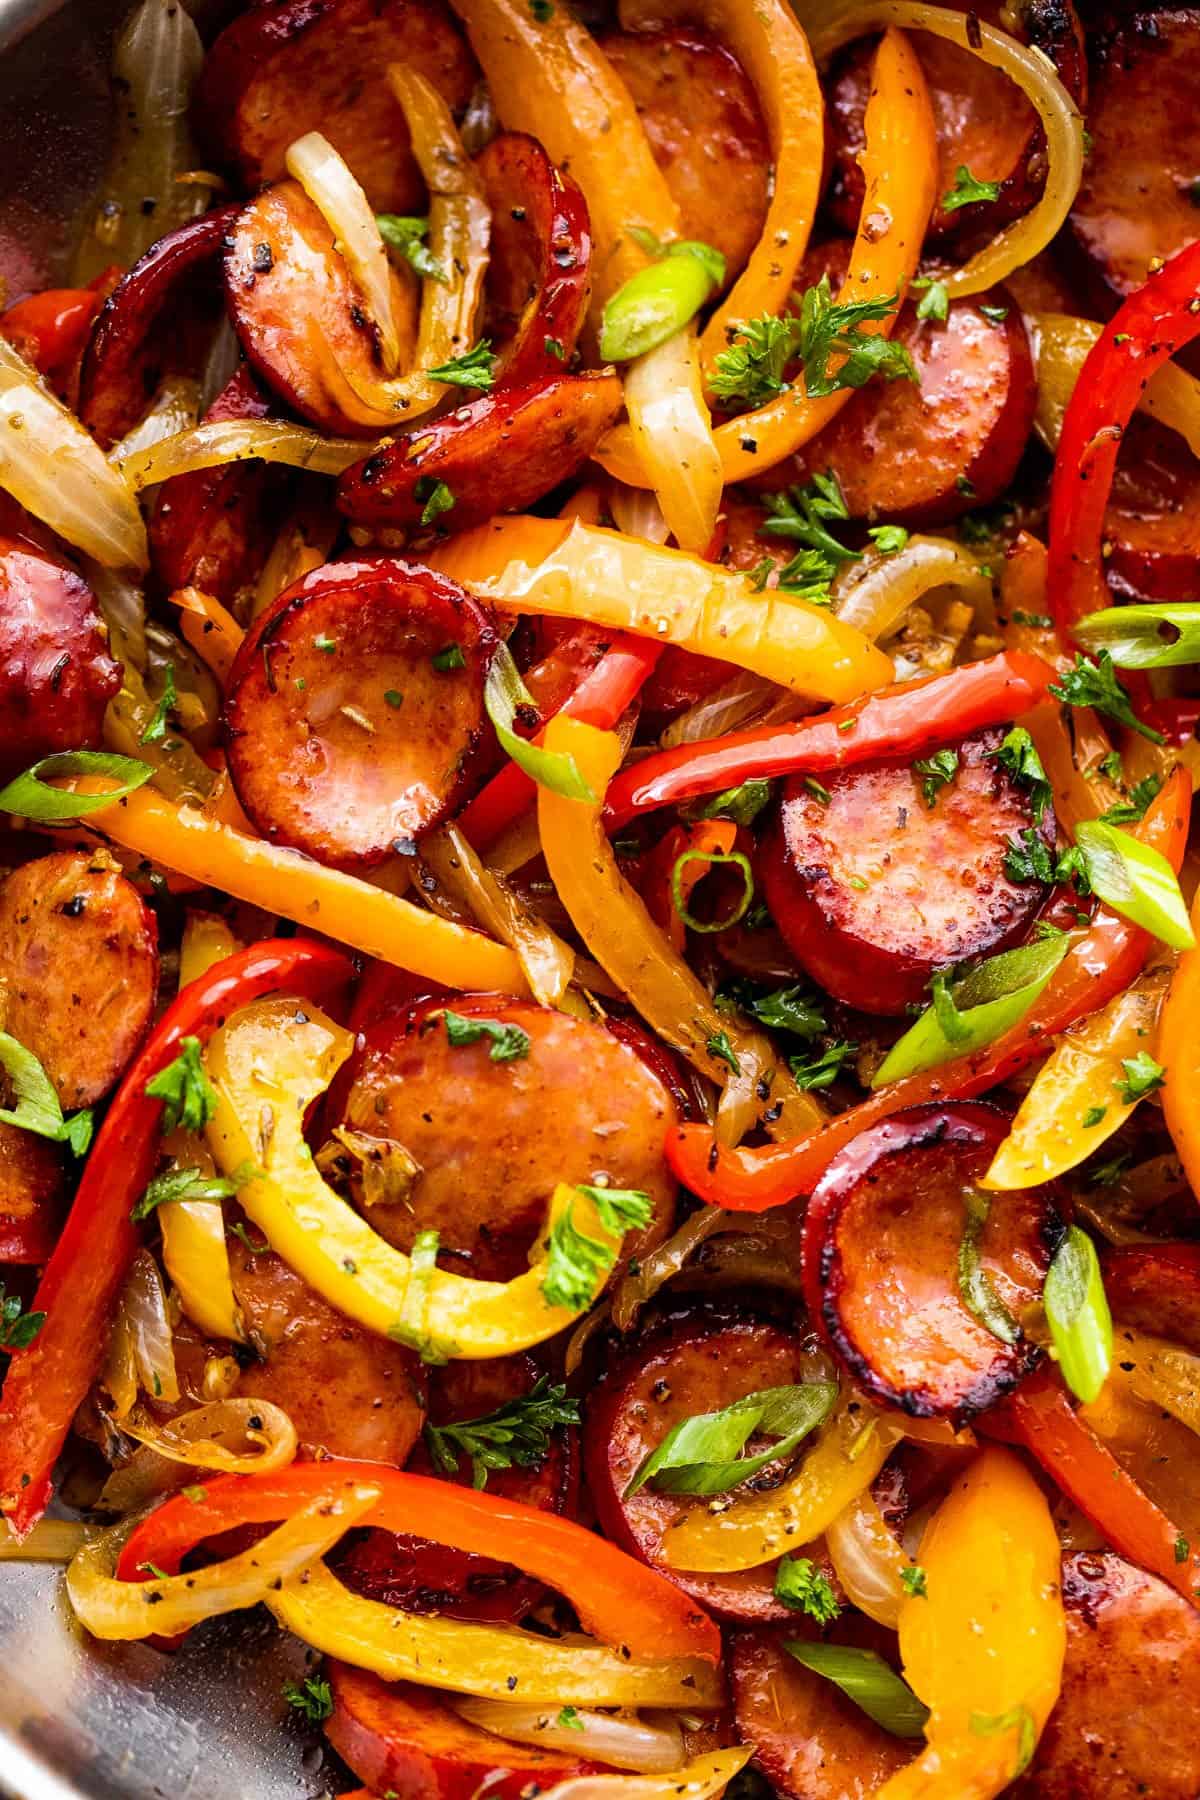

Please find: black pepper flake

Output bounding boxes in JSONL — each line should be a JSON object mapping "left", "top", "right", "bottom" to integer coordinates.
{"left": 252, "top": 242, "right": 274, "bottom": 273}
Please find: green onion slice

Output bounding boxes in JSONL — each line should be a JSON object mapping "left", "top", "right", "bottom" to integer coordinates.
{"left": 784, "top": 1643, "right": 930, "bottom": 1739}
{"left": 0, "top": 750, "right": 154, "bottom": 822}
{"left": 670, "top": 849, "right": 754, "bottom": 934}
{"left": 484, "top": 643, "right": 595, "bottom": 803}
{"left": 1075, "top": 602, "right": 1200, "bottom": 670}
{"left": 1043, "top": 1224, "right": 1112, "bottom": 1404}
{"left": 599, "top": 238, "right": 726, "bottom": 364}
{"left": 957, "top": 1189, "right": 1019, "bottom": 1345}
{"left": 625, "top": 1380, "right": 838, "bottom": 1499}
{"left": 1074, "top": 820, "right": 1195, "bottom": 950}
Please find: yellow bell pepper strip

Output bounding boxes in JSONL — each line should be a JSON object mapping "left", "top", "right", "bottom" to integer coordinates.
{"left": 617, "top": 0, "right": 825, "bottom": 395}
{"left": 661, "top": 1391, "right": 901, "bottom": 1575}
{"left": 1157, "top": 881, "right": 1200, "bottom": 1201}
{"left": 430, "top": 517, "right": 893, "bottom": 703}
{"left": 982, "top": 963, "right": 1172, "bottom": 1190}
{"left": 877, "top": 1448, "right": 1066, "bottom": 1800}
{"left": 178, "top": 911, "right": 241, "bottom": 987}
{"left": 204, "top": 996, "right": 632, "bottom": 1357}
{"left": 81, "top": 782, "right": 527, "bottom": 992}
{"left": 537, "top": 716, "right": 823, "bottom": 1147}
{"left": 596, "top": 27, "right": 936, "bottom": 487}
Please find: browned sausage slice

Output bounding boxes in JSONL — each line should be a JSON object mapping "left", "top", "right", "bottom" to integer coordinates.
{"left": 336, "top": 374, "right": 624, "bottom": 533}
{"left": 758, "top": 729, "right": 1052, "bottom": 1018}
{"left": 0, "top": 1121, "right": 62, "bottom": 1262}
{"left": 1069, "top": 10, "right": 1200, "bottom": 303}
{"left": 224, "top": 558, "right": 497, "bottom": 865}
{"left": 475, "top": 133, "right": 593, "bottom": 386}
{"left": 0, "top": 532, "right": 120, "bottom": 780}
{"left": 1101, "top": 1242, "right": 1200, "bottom": 1355}
{"left": 194, "top": 0, "right": 476, "bottom": 214}
{"left": 584, "top": 1312, "right": 828, "bottom": 1623}
{"left": 596, "top": 28, "right": 771, "bottom": 288}
{"left": 1013, "top": 1553, "right": 1200, "bottom": 1800}
{"left": 337, "top": 995, "right": 677, "bottom": 1281}
{"left": 1103, "top": 416, "right": 1200, "bottom": 604}
{"left": 0, "top": 851, "right": 158, "bottom": 1110}
{"left": 802, "top": 1103, "right": 1064, "bottom": 1422}
{"left": 730, "top": 1625, "right": 912, "bottom": 1798}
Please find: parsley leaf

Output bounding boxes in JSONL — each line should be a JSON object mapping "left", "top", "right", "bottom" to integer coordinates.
{"left": 424, "top": 1375, "right": 580, "bottom": 1488}
{"left": 711, "top": 277, "right": 913, "bottom": 410}
{"left": 689, "top": 778, "right": 773, "bottom": 827}
{"left": 1049, "top": 652, "right": 1165, "bottom": 744}
{"left": 282, "top": 1677, "right": 333, "bottom": 1724}
{"left": 900, "top": 1564, "right": 927, "bottom": 1598}
{"left": 774, "top": 1554, "right": 841, "bottom": 1623}
{"left": 145, "top": 1037, "right": 218, "bottom": 1134}
{"left": 718, "top": 979, "right": 827, "bottom": 1041}
{"left": 415, "top": 478, "right": 456, "bottom": 527}
{"left": 706, "top": 1030, "right": 741, "bottom": 1075}
{"left": 556, "top": 1706, "right": 584, "bottom": 1730}
{"left": 0, "top": 1283, "right": 44, "bottom": 1350}
{"left": 131, "top": 1161, "right": 260, "bottom": 1223}
{"left": 541, "top": 1198, "right": 622, "bottom": 1312}
{"left": 868, "top": 524, "right": 909, "bottom": 554}
{"left": 376, "top": 213, "right": 447, "bottom": 283}
{"left": 991, "top": 726, "right": 1052, "bottom": 824}
{"left": 0, "top": 1031, "right": 93, "bottom": 1156}
{"left": 760, "top": 471, "right": 859, "bottom": 603}
{"left": 913, "top": 748, "right": 959, "bottom": 809}
{"left": 442, "top": 1009, "right": 531, "bottom": 1063}
{"left": 942, "top": 164, "right": 1003, "bottom": 212}
{"left": 788, "top": 1039, "right": 856, "bottom": 1091}
{"left": 1100, "top": 772, "right": 1163, "bottom": 825}
{"left": 431, "top": 640, "right": 465, "bottom": 671}
{"left": 912, "top": 277, "right": 949, "bottom": 322}
{"left": 426, "top": 339, "right": 496, "bottom": 392}
{"left": 1118, "top": 1050, "right": 1165, "bottom": 1104}
{"left": 711, "top": 314, "right": 803, "bottom": 407}
{"left": 1003, "top": 828, "right": 1090, "bottom": 891}
{"left": 141, "top": 663, "right": 177, "bottom": 745}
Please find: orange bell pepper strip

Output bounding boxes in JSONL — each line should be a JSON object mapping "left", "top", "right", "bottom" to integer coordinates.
{"left": 429, "top": 516, "right": 893, "bottom": 704}
{"left": 114, "top": 1462, "right": 723, "bottom": 1668}
{"left": 172, "top": 586, "right": 245, "bottom": 686}
{"left": 1157, "top": 879, "right": 1200, "bottom": 1201}
{"left": 596, "top": 27, "right": 937, "bottom": 487}
{"left": 878, "top": 1448, "right": 1065, "bottom": 1800}
{"left": 669, "top": 768, "right": 1192, "bottom": 1209}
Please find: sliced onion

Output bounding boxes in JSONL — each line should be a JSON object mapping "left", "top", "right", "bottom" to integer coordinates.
{"left": 420, "top": 821, "right": 576, "bottom": 1008}
{"left": 453, "top": 1700, "right": 683, "bottom": 1773}
{"left": 608, "top": 484, "right": 672, "bottom": 546}
{"left": 611, "top": 1206, "right": 766, "bottom": 1331}
{"left": 825, "top": 1490, "right": 912, "bottom": 1629}
{"left": 252, "top": 495, "right": 342, "bottom": 619}
{"left": 536, "top": 1749, "right": 753, "bottom": 1800}
{"left": 285, "top": 131, "right": 401, "bottom": 374}
{"left": 67, "top": 1484, "right": 379, "bottom": 1640}
{"left": 108, "top": 375, "right": 203, "bottom": 466}
{"left": 115, "top": 418, "right": 372, "bottom": 491}
{"left": 0, "top": 340, "right": 148, "bottom": 570}
{"left": 833, "top": 534, "right": 993, "bottom": 642}
{"left": 1120, "top": 1329, "right": 1200, "bottom": 1437}
{"left": 622, "top": 328, "right": 722, "bottom": 556}
{"left": 121, "top": 1397, "right": 298, "bottom": 1475}
{"left": 0, "top": 1520, "right": 94, "bottom": 1562}
{"left": 1030, "top": 311, "right": 1200, "bottom": 457}
{"left": 661, "top": 670, "right": 804, "bottom": 749}
{"left": 803, "top": 1, "right": 1085, "bottom": 296}
{"left": 123, "top": 1249, "right": 180, "bottom": 1407}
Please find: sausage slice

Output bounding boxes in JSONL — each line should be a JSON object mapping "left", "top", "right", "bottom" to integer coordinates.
{"left": 0, "top": 1121, "right": 62, "bottom": 1262}
{"left": 1101, "top": 1242, "right": 1200, "bottom": 1355}
{"left": 758, "top": 728, "right": 1052, "bottom": 1018}
{"left": 1104, "top": 416, "right": 1200, "bottom": 604}
{"left": 475, "top": 133, "right": 593, "bottom": 386}
{"left": 224, "top": 558, "right": 497, "bottom": 865}
{"left": 0, "top": 533, "right": 120, "bottom": 780}
{"left": 802, "top": 1103, "right": 1064, "bottom": 1422}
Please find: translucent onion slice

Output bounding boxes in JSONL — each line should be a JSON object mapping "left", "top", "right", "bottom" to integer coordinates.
{"left": 115, "top": 418, "right": 372, "bottom": 491}
{"left": 0, "top": 1520, "right": 94, "bottom": 1562}
{"left": 536, "top": 1750, "right": 753, "bottom": 1800}
{"left": 120, "top": 1397, "right": 298, "bottom": 1476}
{"left": 825, "top": 1490, "right": 912, "bottom": 1629}
{"left": 622, "top": 328, "right": 722, "bottom": 556}
{"left": 67, "top": 1483, "right": 379, "bottom": 1641}
{"left": 833, "top": 534, "right": 994, "bottom": 642}
{"left": 0, "top": 340, "right": 148, "bottom": 570}
{"left": 452, "top": 1699, "right": 684, "bottom": 1772}
{"left": 802, "top": 1, "right": 1085, "bottom": 297}
{"left": 1029, "top": 311, "right": 1200, "bottom": 457}
{"left": 1118, "top": 1327, "right": 1200, "bottom": 1438}
{"left": 420, "top": 821, "right": 576, "bottom": 1009}
{"left": 608, "top": 482, "right": 672, "bottom": 547}
{"left": 107, "top": 375, "right": 203, "bottom": 466}
{"left": 121, "top": 1248, "right": 180, "bottom": 1408}
{"left": 661, "top": 670, "right": 803, "bottom": 749}
{"left": 285, "top": 131, "right": 401, "bottom": 375}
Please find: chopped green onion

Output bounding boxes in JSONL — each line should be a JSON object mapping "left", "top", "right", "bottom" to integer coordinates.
{"left": 1075, "top": 602, "right": 1200, "bottom": 670}
{"left": 0, "top": 750, "right": 153, "bottom": 822}
{"left": 783, "top": 1644, "right": 930, "bottom": 1739}
{"left": 958, "top": 1189, "right": 1019, "bottom": 1345}
{"left": 625, "top": 1381, "right": 837, "bottom": 1499}
{"left": 484, "top": 641, "right": 595, "bottom": 802}
{"left": 671, "top": 849, "right": 754, "bottom": 934}
{"left": 599, "top": 239, "right": 726, "bottom": 363}
{"left": 1074, "top": 820, "right": 1195, "bottom": 950}
{"left": 390, "top": 1227, "right": 451, "bottom": 1364}
{"left": 1044, "top": 1225, "right": 1112, "bottom": 1404}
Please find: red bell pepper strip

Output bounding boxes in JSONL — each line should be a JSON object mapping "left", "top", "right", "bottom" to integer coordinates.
{"left": 984, "top": 1366, "right": 1200, "bottom": 1609}
{"left": 0, "top": 270, "right": 117, "bottom": 380}
{"left": 456, "top": 632, "right": 662, "bottom": 850}
{"left": 114, "top": 1462, "right": 721, "bottom": 1665}
{"left": 0, "top": 938, "right": 353, "bottom": 1536}
{"left": 667, "top": 768, "right": 1191, "bottom": 1211}
{"left": 1049, "top": 238, "right": 1200, "bottom": 641}
{"left": 603, "top": 652, "right": 1055, "bottom": 830}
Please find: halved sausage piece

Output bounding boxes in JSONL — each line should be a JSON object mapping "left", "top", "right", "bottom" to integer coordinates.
{"left": 0, "top": 851, "right": 158, "bottom": 1110}
{"left": 337, "top": 1353, "right": 576, "bottom": 1624}
{"left": 596, "top": 28, "right": 771, "bottom": 288}
{"left": 730, "top": 1624, "right": 912, "bottom": 1798}
{"left": 0, "top": 532, "right": 120, "bottom": 780}
{"left": 475, "top": 133, "right": 593, "bottom": 386}
{"left": 336, "top": 373, "right": 624, "bottom": 534}
{"left": 325, "top": 1664, "right": 600, "bottom": 1800}
{"left": 1103, "top": 416, "right": 1200, "bottom": 604}
{"left": 1101, "top": 1242, "right": 1200, "bottom": 1355}
{"left": 828, "top": 0, "right": 1086, "bottom": 242}
{"left": 758, "top": 728, "right": 1052, "bottom": 1018}
{"left": 224, "top": 558, "right": 498, "bottom": 865}
{"left": 1013, "top": 1553, "right": 1200, "bottom": 1799}
{"left": 802, "top": 1103, "right": 1064, "bottom": 1422}
{"left": 337, "top": 995, "right": 677, "bottom": 1281}
{"left": 194, "top": 0, "right": 477, "bottom": 214}
{"left": 1069, "top": 10, "right": 1200, "bottom": 303}
{"left": 584, "top": 1311, "right": 829, "bottom": 1623}
{"left": 0, "top": 1122, "right": 62, "bottom": 1263}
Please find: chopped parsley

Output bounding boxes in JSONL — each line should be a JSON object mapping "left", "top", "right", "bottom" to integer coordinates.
{"left": 431, "top": 642, "right": 466, "bottom": 672}
{"left": 1082, "top": 1105, "right": 1108, "bottom": 1129}
{"left": 760, "top": 470, "right": 858, "bottom": 604}
{"left": 1003, "top": 828, "right": 1089, "bottom": 891}
{"left": 0, "top": 1284, "right": 44, "bottom": 1350}
{"left": 706, "top": 1029, "right": 742, "bottom": 1075}
{"left": 1100, "top": 772, "right": 1163, "bottom": 825}
{"left": 711, "top": 276, "right": 914, "bottom": 410}
{"left": 442, "top": 1008, "right": 531, "bottom": 1062}
{"left": 788, "top": 1039, "right": 856, "bottom": 1091}
{"left": 424, "top": 1375, "right": 580, "bottom": 1488}
{"left": 992, "top": 726, "right": 1052, "bottom": 824}
{"left": 718, "top": 979, "right": 827, "bottom": 1041}
{"left": 913, "top": 748, "right": 959, "bottom": 809}
{"left": 868, "top": 523, "right": 909, "bottom": 554}
{"left": 1049, "top": 652, "right": 1165, "bottom": 745}
{"left": 1117, "top": 1050, "right": 1165, "bottom": 1105}
{"left": 130, "top": 1162, "right": 258, "bottom": 1223}
{"left": 942, "top": 164, "right": 1003, "bottom": 212}
{"left": 900, "top": 1564, "right": 928, "bottom": 1598}
{"left": 774, "top": 1554, "right": 841, "bottom": 1623}
{"left": 384, "top": 689, "right": 404, "bottom": 709}
{"left": 376, "top": 214, "right": 447, "bottom": 284}
{"left": 540, "top": 1188, "right": 652, "bottom": 1312}
{"left": 427, "top": 339, "right": 497, "bottom": 392}
{"left": 911, "top": 277, "right": 949, "bottom": 323}
{"left": 141, "top": 663, "right": 177, "bottom": 745}
{"left": 282, "top": 1677, "right": 333, "bottom": 1725}
{"left": 416, "top": 478, "right": 456, "bottom": 527}
{"left": 556, "top": 1706, "right": 584, "bottom": 1730}
{"left": 145, "top": 1037, "right": 218, "bottom": 1135}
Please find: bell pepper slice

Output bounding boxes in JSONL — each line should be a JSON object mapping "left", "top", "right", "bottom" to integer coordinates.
{"left": 430, "top": 517, "right": 893, "bottom": 703}
{"left": 1049, "top": 238, "right": 1200, "bottom": 640}
{"left": 0, "top": 281, "right": 109, "bottom": 378}
{"left": 603, "top": 651, "right": 1054, "bottom": 829}
{"left": 668, "top": 768, "right": 1192, "bottom": 1210}
{"left": 0, "top": 938, "right": 352, "bottom": 1537}
{"left": 115, "top": 1461, "right": 723, "bottom": 1669}
{"left": 204, "top": 995, "right": 633, "bottom": 1356}
{"left": 878, "top": 1448, "right": 1065, "bottom": 1800}
{"left": 596, "top": 27, "right": 937, "bottom": 487}
{"left": 1157, "top": 881, "right": 1200, "bottom": 1201}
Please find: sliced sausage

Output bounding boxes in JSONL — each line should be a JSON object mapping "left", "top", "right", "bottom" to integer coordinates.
{"left": 227, "top": 1233, "right": 425, "bottom": 1464}
{"left": 225, "top": 181, "right": 411, "bottom": 436}
{"left": 336, "top": 373, "right": 624, "bottom": 534}
{"left": 194, "top": 0, "right": 476, "bottom": 214}
{"left": 224, "top": 558, "right": 497, "bottom": 865}
{"left": 77, "top": 208, "right": 239, "bottom": 449}
{"left": 338, "top": 996, "right": 677, "bottom": 1282}
{"left": 475, "top": 133, "right": 593, "bottom": 386}
{"left": 336, "top": 1353, "right": 576, "bottom": 1624}
{"left": 1101, "top": 1242, "right": 1200, "bottom": 1354}
{"left": 325, "top": 1665, "right": 600, "bottom": 1800}
{"left": 584, "top": 1311, "right": 827, "bottom": 1623}
{"left": 1069, "top": 10, "right": 1200, "bottom": 304}
{"left": 148, "top": 366, "right": 284, "bottom": 610}
{"left": 828, "top": 0, "right": 1086, "bottom": 242}
{"left": 0, "top": 851, "right": 158, "bottom": 1110}
{"left": 776, "top": 244, "right": 1036, "bottom": 526}
{"left": 1012, "top": 1554, "right": 1200, "bottom": 1800}
{"left": 802, "top": 1103, "right": 1064, "bottom": 1422}
{"left": 758, "top": 728, "right": 1052, "bottom": 1018}
{"left": 0, "top": 1122, "right": 62, "bottom": 1263}
{"left": 1103, "top": 415, "right": 1200, "bottom": 603}
{"left": 0, "top": 532, "right": 120, "bottom": 780}
{"left": 730, "top": 1625, "right": 912, "bottom": 1799}
{"left": 596, "top": 28, "right": 770, "bottom": 289}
